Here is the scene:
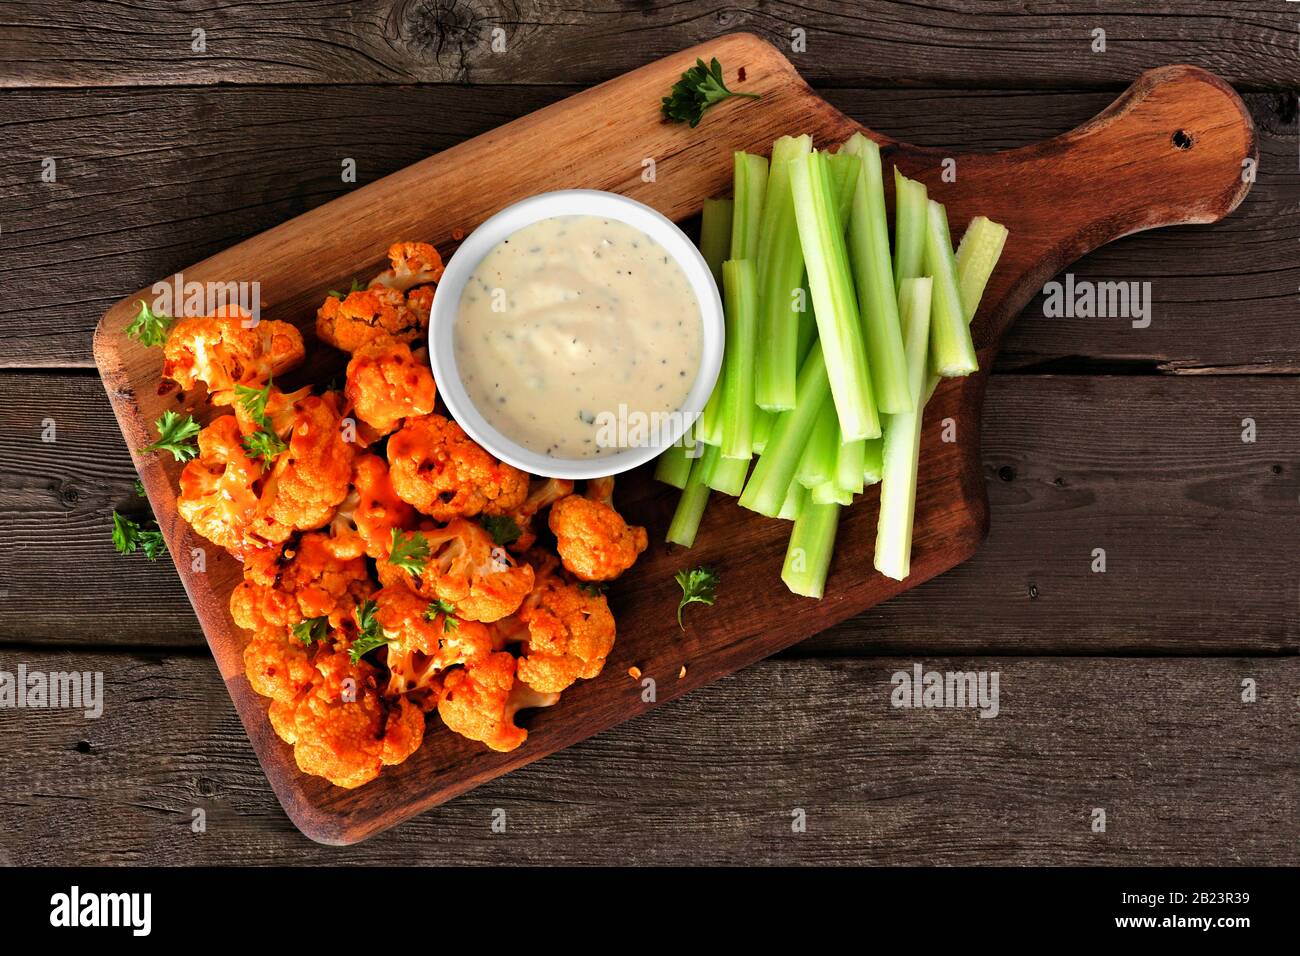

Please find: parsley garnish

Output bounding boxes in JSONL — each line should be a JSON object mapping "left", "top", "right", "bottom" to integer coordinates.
{"left": 125, "top": 299, "right": 173, "bottom": 347}
{"left": 388, "top": 528, "right": 430, "bottom": 576}
{"left": 349, "top": 599, "right": 387, "bottom": 663}
{"left": 134, "top": 479, "right": 146, "bottom": 498}
{"left": 478, "top": 514, "right": 521, "bottom": 547}
{"left": 674, "top": 566, "right": 719, "bottom": 629}
{"left": 327, "top": 278, "right": 364, "bottom": 300}
{"left": 660, "top": 58, "right": 759, "bottom": 128}
{"left": 241, "top": 427, "right": 288, "bottom": 466}
{"left": 234, "top": 376, "right": 273, "bottom": 428}
{"left": 292, "top": 616, "right": 329, "bottom": 646}
{"left": 423, "top": 598, "right": 460, "bottom": 632}
{"left": 112, "top": 511, "right": 166, "bottom": 561}
{"left": 139, "top": 410, "right": 201, "bottom": 462}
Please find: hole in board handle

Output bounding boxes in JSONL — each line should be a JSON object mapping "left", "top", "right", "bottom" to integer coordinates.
{"left": 1171, "top": 129, "right": 1194, "bottom": 150}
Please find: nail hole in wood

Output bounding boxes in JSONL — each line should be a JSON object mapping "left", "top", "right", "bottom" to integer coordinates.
{"left": 1172, "top": 129, "right": 1194, "bottom": 150}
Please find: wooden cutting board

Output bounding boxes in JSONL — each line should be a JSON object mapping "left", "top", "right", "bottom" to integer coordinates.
{"left": 93, "top": 32, "right": 1254, "bottom": 844}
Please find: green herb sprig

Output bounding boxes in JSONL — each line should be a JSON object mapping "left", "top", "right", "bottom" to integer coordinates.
{"left": 661, "top": 58, "right": 759, "bottom": 128}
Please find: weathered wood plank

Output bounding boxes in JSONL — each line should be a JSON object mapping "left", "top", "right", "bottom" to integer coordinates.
{"left": 1, "top": 86, "right": 1294, "bottom": 370}
{"left": 3, "top": 372, "right": 1295, "bottom": 654}
{"left": 0, "top": 651, "right": 1291, "bottom": 863}
{"left": 0, "top": 2, "right": 1293, "bottom": 90}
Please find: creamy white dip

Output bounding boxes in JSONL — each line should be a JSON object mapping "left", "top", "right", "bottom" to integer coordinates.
{"left": 454, "top": 215, "right": 703, "bottom": 459}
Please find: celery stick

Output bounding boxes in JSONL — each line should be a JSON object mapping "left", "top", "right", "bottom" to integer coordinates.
{"left": 810, "top": 481, "right": 854, "bottom": 506}
{"left": 730, "top": 152, "right": 769, "bottom": 260}
{"left": 796, "top": 403, "right": 838, "bottom": 490}
{"left": 835, "top": 433, "right": 866, "bottom": 496}
{"left": 699, "top": 198, "right": 733, "bottom": 288}
{"left": 924, "top": 199, "right": 979, "bottom": 378}
{"left": 654, "top": 436, "right": 695, "bottom": 489}
{"left": 790, "top": 150, "right": 879, "bottom": 442}
{"left": 826, "top": 152, "right": 861, "bottom": 230}
{"left": 874, "top": 277, "right": 933, "bottom": 580}
{"left": 782, "top": 501, "right": 840, "bottom": 598}
{"left": 754, "top": 135, "right": 812, "bottom": 412}
{"left": 667, "top": 445, "right": 718, "bottom": 547}
{"left": 719, "top": 259, "right": 758, "bottom": 459}
{"left": 752, "top": 407, "right": 774, "bottom": 454}
{"left": 739, "top": 342, "right": 831, "bottom": 517}
{"left": 862, "top": 436, "right": 884, "bottom": 486}
{"left": 892, "top": 169, "right": 928, "bottom": 290}
{"left": 778, "top": 480, "right": 807, "bottom": 521}
{"left": 841, "top": 134, "right": 911, "bottom": 415}
{"left": 704, "top": 454, "right": 749, "bottom": 496}
{"left": 954, "top": 215, "right": 1009, "bottom": 323}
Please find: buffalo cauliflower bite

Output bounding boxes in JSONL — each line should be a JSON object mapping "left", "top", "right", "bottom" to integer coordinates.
{"left": 243, "top": 628, "right": 316, "bottom": 704}
{"left": 437, "top": 652, "right": 559, "bottom": 753}
{"left": 177, "top": 415, "right": 283, "bottom": 558}
{"left": 163, "top": 306, "right": 304, "bottom": 402}
{"left": 549, "top": 476, "right": 647, "bottom": 581}
{"left": 325, "top": 454, "right": 417, "bottom": 560}
{"left": 271, "top": 645, "right": 424, "bottom": 789}
{"left": 512, "top": 561, "right": 617, "bottom": 693}
{"left": 372, "top": 585, "right": 495, "bottom": 702}
{"left": 369, "top": 241, "right": 444, "bottom": 293}
{"left": 507, "top": 477, "right": 575, "bottom": 552}
{"left": 316, "top": 281, "right": 430, "bottom": 354}
{"left": 387, "top": 414, "right": 528, "bottom": 522}
{"left": 378, "top": 519, "right": 534, "bottom": 624}
{"left": 344, "top": 337, "right": 436, "bottom": 437}
{"left": 230, "top": 532, "right": 373, "bottom": 633}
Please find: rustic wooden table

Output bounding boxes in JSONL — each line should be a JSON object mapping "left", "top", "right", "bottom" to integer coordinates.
{"left": 0, "top": 1, "right": 1295, "bottom": 865}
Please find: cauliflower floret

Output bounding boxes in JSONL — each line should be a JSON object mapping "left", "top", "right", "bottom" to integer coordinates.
{"left": 230, "top": 532, "right": 373, "bottom": 633}
{"left": 372, "top": 584, "right": 494, "bottom": 703}
{"left": 344, "top": 336, "right": 436, "bottom": 437}
{"left": 378, "top": 519, "right": 534, "bottom": 623}
{"left": 437, "top": 651, "right": 558, "bottom": 753}
{"left": 506, "top": 477, "right": 574, "bottom": 552}
{"left": 325, "top": 454, "right": 417, "bottom": 560}
{"left": 316, "top": 285, "right": 425, "bottom": 354}
{"left": 163, "top": 306, "right": 304, "bottom": 402}
{"left": 243, "top": 628, "right": 316, "bottom": 703}
{"left": 387, "top": 414, "right": 528, "bottom": 522}
{"left": 248, "top": 393, "right": 355, "bottom": 541}
{"left": 177, "top": 415, "right": 282, "bottom": 558}
{"left": 271, "top": 646, "right": 424, "bottom": 789}
{"left": 549, "top": 476, "right": 647, "bottom": 581}
{"left": 512, "top": 562, "right": 617, "bottom": 693}
{"left": 369, "top": 241, "right": 444, "bottom": 293}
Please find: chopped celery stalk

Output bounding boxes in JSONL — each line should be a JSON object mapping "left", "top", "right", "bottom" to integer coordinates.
{"left": 796, "top": 402, "right": 839, "bottom": 490}
{"left": 835, "top": 434, "right": 866, "bottom": 496}
{"left": 719, "top": 259, "right": 759, "bottom": 459}
{"left": 790, "top": 150, "right": 880, "bottom": 442}
{"left": 810, "top": 481, "right": 853, "bottom": 506}
{"left": 778, "top": 480, "right": 807, "bottom": 521}
{"left": 892, "top": 169, "right": 928, "bottom": 290}
{"left": 924, "top": 199, "right": 979, "bottom": 378}
{"left": 825, "top": 152, "right": 861, "bottom": 232}
{"left": 667, "top": 445, "right": 718, "bottom": 547}
{"left": 795, "top": 282, "right": 818, "bottom": 362}
{"left": 739, "top": 342, "right": 831, "bottom": 517}
{"left": 755, "top": 135, "right": 812, "bottom": 412}
{"left": 862, "top": 436, "right": 884, "bottom": 485}
{"left": 841, "top": 134, "right": 912, "bottom": 415}
{"left": 729, "top": 152, "right": 769, "bottom": 261}
{"left": 704, "top": 453, "right": 749, "bottom": 496}
{"left": 874, "top": 277, "right": 933, "bottom": 581}
{"left": 954, "top": 215, "right": 1009, "bottom": 323}
{"left": 753, "top": 407, "right": 775, "bottom": 454}
{"left": 654, "top": 438, "right": 695, "bottom": 489}
{"left": 782, "top": 501, "right": 841, "bottom": 598}
{"left": 699, "top": 198, "right": 734, "bottom": 288}
{"left": 696, "top": 389, "right": 723, "bottom": 445}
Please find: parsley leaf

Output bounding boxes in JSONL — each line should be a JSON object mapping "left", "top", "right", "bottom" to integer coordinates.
{"left": 139, "top": 410, "right": 201, "bottom": 462}
{"left": 660, "top": 58, "right": 760, "bottom": 128}
{"left": 423, "top": 598, "right": 460, "bottom": 632}
{"left": 234, "top": 376, "right": 273, "bottom": 429}
{"left": 134, "top": 479, "right": 146, "bottom": 498}
{"left": 241, "top": 427, "right": 288, "bottom": 466}
{"left": 125, "top": 299, "right": 173, "bottom": 347}
{"left": 292, "top": 616, "right": 329, "bottom": 646}
{"left": 674, "top": 566, "right": 719, "bottom": 629}
{"left": 478, "top": 514, "right": 521, "bottom": 547}
{"left": 327, "top": 278, "right": 364, "bottom": 300}
{"left": 349, "top": 599, "right": 387, "bottom": 663}
{"left": 388, "top": 528, "right": 430, "bottom": 576}
{"left": 112, "top": 510, "right": 167, "bottom": 562}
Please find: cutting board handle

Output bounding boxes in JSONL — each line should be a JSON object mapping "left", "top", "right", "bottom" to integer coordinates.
{"left": 889, "top": 64, "right": 1257, "bottom": 352}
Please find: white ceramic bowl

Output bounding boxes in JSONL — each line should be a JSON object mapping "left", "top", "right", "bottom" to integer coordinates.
{"left": 428, "top": 189, "right": 724, "bottom": 480}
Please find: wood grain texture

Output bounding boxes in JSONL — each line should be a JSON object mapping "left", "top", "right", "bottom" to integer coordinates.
{"left": 0, "top": 651, "right": 1293, "bottom": 865}
{"left": 5, "top": 372, "right": 1297, "bottom": 655}
{"left": 89, "top": 34, "right": 1257, "bottom": 841}
{"left": 0, "top": 0, "right": 1293, "bottom": 90}
{"left": 3, "top": 85, "right": 1291, "bottom": 370}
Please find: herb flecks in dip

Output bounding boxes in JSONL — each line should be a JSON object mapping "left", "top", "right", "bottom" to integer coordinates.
{"left": 454, "top": 215, "right": 703, "bottom": 459}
